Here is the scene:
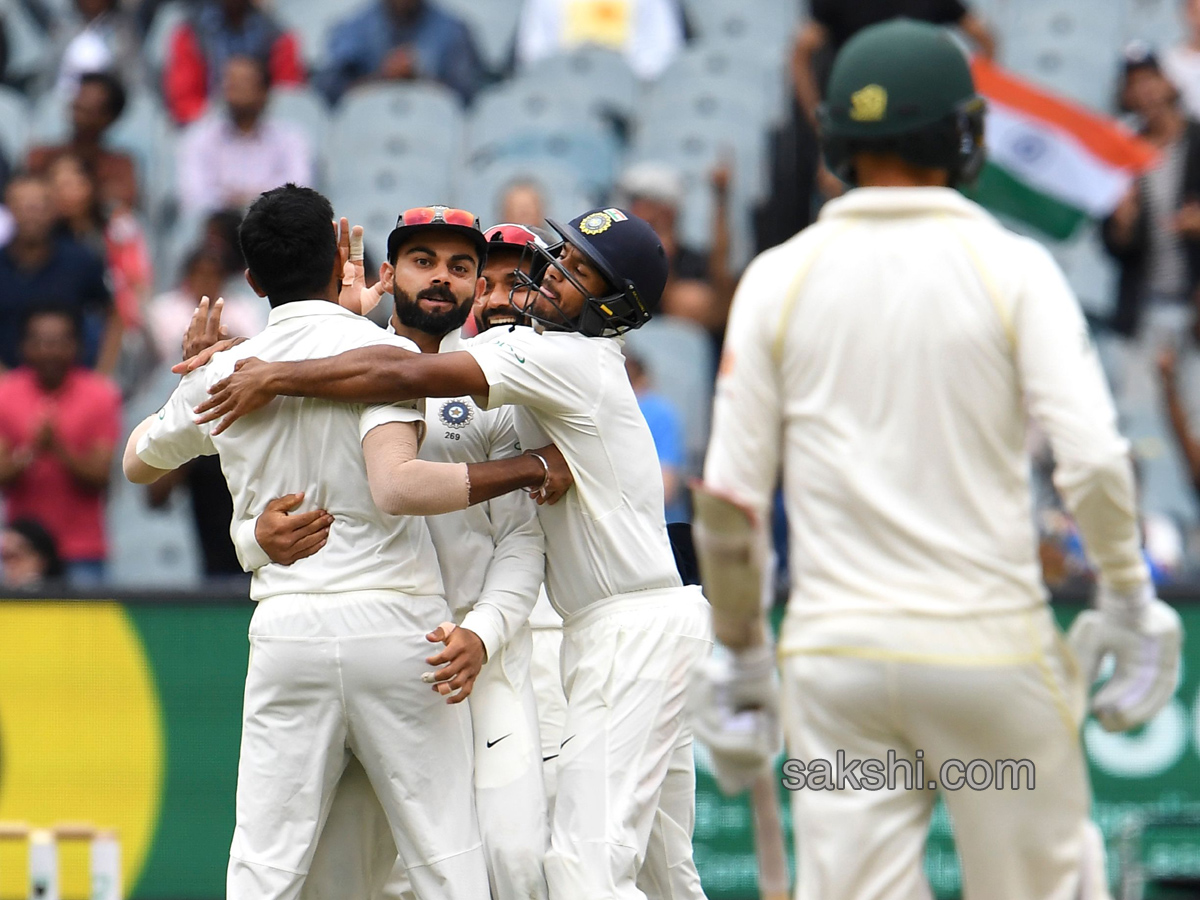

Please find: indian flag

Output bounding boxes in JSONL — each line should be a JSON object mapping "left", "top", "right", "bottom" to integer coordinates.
{"left": 965, "top": 57, "right": 1159, "bottom": 241}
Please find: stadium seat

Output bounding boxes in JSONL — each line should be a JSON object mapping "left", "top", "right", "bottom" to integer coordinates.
{"left": 515, "top": 46, "right": 640, "bottom": 124}
{"left": 467, "top": 122, "right": 622, "bottom": 200}
{"left": 623, "top": 316, "right": 715, "bottom": 474}
{"left": 995, "top": 0, "right": 1125, "bottom": 110}
{"left": 328, "top": 153, "right": 455, "bottom": 213}
{"left": 268, "top": 86, "right": 330, "bottom": 144}
{"left": 107, "top": 92, "right": 175, "bottom": 194}
{"left": 1123, "top": 0, "right": 1184, "bottom": 49}
{"left": 457, "top": 157, "right": 592, "bottom": 227}
{"left": 655, "top": 42, "right": 788, "bottom": 126}
{"left": 0, "top": 85, "right": 30, "bottom": 168}
{"left": 29, "top": 89, "right": 71, "bottom": 145}
{"left": 272, "top": 0, "right": 361, "bottom": 68}
{"left": 330, "top": 82, "right": 463, "bottom": 157}
{"left": 467, "top": 79, "right": 603, "bottom": 156}
{"left": 681, "top": 0, "right": 799, "bottom": 62}
{"left": 143, "top": 0, "right": 189, "bottom": 80}
{"left": 435, "top": 0, "right": 523, "bottom": 74}
{"left": 1, "top": 0, "right": 52, "bottom": 84}
{"left": 109, "top": 366, "right": 203, "bottom": 587}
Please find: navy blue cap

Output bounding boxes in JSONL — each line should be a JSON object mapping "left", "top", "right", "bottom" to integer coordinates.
{"left": 550, "top": 208, "right": 669, "bottom": 315}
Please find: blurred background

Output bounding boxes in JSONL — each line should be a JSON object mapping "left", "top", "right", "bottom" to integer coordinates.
{"left": 2, "top": 0, "right": 1200, "bottom": 897}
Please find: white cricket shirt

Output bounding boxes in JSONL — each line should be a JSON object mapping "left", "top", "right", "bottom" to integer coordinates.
{"left": 466, "top": 326, "right": 682, "bottom": 618}
{"left": 137, "top": 300, "right": 443, "bottom": 601}
{"left": 705, "top": 188, "right": 1148, "bottom": 628}
{"left": 419, "top": 331, "right": 546, "bottom": 659}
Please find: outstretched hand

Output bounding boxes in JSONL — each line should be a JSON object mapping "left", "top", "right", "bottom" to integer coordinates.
{"left": 337, "top": 217, "right": 386, "bottom": 316}
{"left": 193, "top": 357, "right": 277, "bottom": 434}
{"left": 172, "top": 296, "right": 247, "bottom": 374}
{"left": 422, "top": 622, "right": 486, "bottom": 704}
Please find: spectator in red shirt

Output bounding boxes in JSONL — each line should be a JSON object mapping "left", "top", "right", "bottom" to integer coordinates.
{"left": 163, "top": 0, "right": 305, "bottom": 125}
{"left": 0, "top": 307, "right": 122, "bottom": 585}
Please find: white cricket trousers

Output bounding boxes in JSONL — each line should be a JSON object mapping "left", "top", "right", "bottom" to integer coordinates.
{"left": 226, "top": 590, "right": 489, "bottom": 900}
{"left": 301, "top": 623, "right": 551, "bottom": 900}
{"left": 530, "top": 622, "right": 568, "bottom": 811}
{"left": 779, "top": 604, "right": 1109, "bottom": 900}
{"left": 546, "top": 586, "right": 712, "bottom": 900}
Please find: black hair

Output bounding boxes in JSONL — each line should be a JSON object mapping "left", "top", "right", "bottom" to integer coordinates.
{"left": 238, "top": 184, "right": 337, "bottom": 306}
{"left": 6, "top": 518, "right": 65, "bottom": 580}
{"left": 22, "top": 303, "right": 82, "bottom": 341}
{"left": 78, "top": 71, "right": 128, "bottom": 121}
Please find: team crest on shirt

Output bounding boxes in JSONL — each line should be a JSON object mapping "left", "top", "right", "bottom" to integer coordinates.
{"left": 440, "top": 399, "right": 474, "bottom": 429}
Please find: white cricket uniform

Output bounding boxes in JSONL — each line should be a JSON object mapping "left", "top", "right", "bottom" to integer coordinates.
{"left": 303, "top": 331, "right": 550, "bottom": 900}
{"left": 527, "top": 588, "right": 568, "bottom": 809}
{"left": 705, "top": 188, "right": 1146, "bottom": 900}
{"left": 135, "top": 301, "right": 488, "bottom": 900}
{"left": 466, "top": 326, "right": 712, "bottom": 900}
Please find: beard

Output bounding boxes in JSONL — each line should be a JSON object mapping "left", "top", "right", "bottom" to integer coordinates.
{"left": 392, "top": 283, "right": 473, "bottom": 336}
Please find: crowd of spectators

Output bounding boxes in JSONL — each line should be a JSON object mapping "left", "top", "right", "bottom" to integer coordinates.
{"left": 0, "top": 0, "right": 1197, "bottom": 590}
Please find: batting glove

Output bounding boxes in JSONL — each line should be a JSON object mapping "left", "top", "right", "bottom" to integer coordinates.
{"left": 1068, "top": 583, "right": 1183, "bottom": 732}
{"left": 689, "top": 643, "right": 783, "bottom": 796}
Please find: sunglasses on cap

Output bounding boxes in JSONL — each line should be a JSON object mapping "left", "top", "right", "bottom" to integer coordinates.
{"left": 395, "top": 206, "right": 480, "bottom": 229}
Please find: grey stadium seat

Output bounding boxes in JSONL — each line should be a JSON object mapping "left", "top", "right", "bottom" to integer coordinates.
{"left": 458, "top": 157, "right": 591, "bottom": 227}
{"left": 272, "top": 0, "right": 362, "bottom": 67}
{"left": 329, "top": 83, "right": 463, "bottom": 160}
{"left": 516, "top": 46, "right": 640, "bottom": 123}
{"left": 467, "top": 80, "right": 603, "bottom": 157}
{"left": 435, "top": 0, "right": 522, "bottom": 73}
{"left": 0, "top": 85, "right": 30, "bottom": 168}
{"left": 995, "top": 0, "right": 1125, "bottom": 111}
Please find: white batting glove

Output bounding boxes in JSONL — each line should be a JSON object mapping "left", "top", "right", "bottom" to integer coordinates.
{"left": 689, "top": 643, "right": 783, "bottom": 796}
{"left": 1068, "top": 583, "right": 1183, "bottom": 733}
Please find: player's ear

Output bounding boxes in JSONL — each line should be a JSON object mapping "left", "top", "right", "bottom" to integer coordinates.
{"left": 474, "top": 274, "right": 486, "bottom": 303}
{"left": 245, "top": 268, "right": 267, "bottom": 298}
{"left": 379, "top": 261, "right": 395, "bottom": 294}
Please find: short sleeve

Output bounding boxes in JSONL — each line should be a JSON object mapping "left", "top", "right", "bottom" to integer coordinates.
{"left": 465, "top": 329, "right": 592, "bottom": 415}
{"left": 359, "top": 402, "right": 426, "bottom": 443}
{"left": 136, "top": 370, "right": 216, "bottom": 470}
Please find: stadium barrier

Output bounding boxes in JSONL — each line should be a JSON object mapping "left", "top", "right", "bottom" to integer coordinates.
{"left": 1, "top": 591, "right": 1199, "bottom": 900}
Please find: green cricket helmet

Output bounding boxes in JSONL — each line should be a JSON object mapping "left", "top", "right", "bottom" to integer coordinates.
{"left": 818, "top": 18, "right": 986, "bottom": 187}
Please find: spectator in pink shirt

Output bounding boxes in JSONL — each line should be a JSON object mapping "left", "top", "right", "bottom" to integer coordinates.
{"left": 177, "top": 55, "right": 312, "bottom": 215}
{"left": 0, "top": 307, "right": 121, "bottom": 585}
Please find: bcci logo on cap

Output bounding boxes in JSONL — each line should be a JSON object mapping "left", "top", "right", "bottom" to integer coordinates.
{"left": 440, "top": 399, "right": 474, "bottom": 429}
{"left": 850, "top": 84, "right": 887, "bottom": 122}
{"left": 579, "top": 208, "right": 629, "bottom": 236}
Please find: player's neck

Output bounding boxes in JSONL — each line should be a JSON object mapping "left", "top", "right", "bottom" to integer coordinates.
{"left": 394, "top": 323, "right": 443, "bottom": 354}
{"left": 853, "top": 154, "right": 950, "bottom": 188}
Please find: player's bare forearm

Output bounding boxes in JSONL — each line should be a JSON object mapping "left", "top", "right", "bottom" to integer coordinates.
{"left": 467, "top": 452, "right": 554, "bottom": 506}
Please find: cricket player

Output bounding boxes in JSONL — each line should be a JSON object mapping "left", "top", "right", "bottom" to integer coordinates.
{"left": 269, "top": 218, "right": 557, "bottom": 900}
{"left": 471, "top": 224, "right": 570, "bottom": 812}
{"left": 190, "top": 208, "right": 713, "bottom": 900}
{"left": 691, "top": 20, "right": 1183, "bottom": 900}
{"left": 121, "top": 186, "right": 562, "bottom": 900}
